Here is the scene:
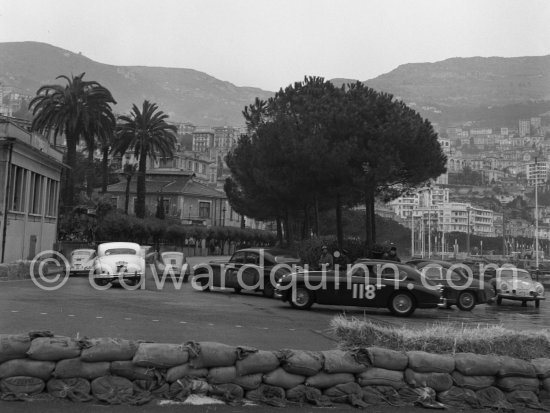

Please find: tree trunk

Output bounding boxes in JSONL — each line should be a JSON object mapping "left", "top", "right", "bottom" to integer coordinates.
{"left": 136, "top": 151, "right": 147, "bottom": 218}
{"left": 124, "top": 176, "right": 131, "bottom": 214}
{"left": 276, "top": 217, "right": 283, "bottom": 247}
{"left": 101, "top": 145, "right": 109, "bottom": 193}
{"left": 365, "top": 185, "right": 375, "bottom": 257}
{"left": 336, "top": 192, "right": 343, "bottom": 249}
{"left": 86, "top": 139, "right": 94, "bottom": 197}
{"left": 65, "top": 133, "right": 78, "bottom": 207}
{"left": 302, "top": 204, "right": 310, "bottom": 239}
{"left": 314, "top": 195, "right": 320, "bottom": 237}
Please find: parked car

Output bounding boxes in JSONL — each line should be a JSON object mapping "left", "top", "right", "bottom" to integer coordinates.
{"left": 93, "top": 242, "right": 145, "bottom": 287}
{"left": 275, "top": 259, "right": 445, "bottom": 317}
{"left": 69, "top": 248, "right": 96, "bottom": 276}
{"left": 146, "top": 251, "right": 190, "bottom": 281}
{"left": 491, "top": 267, "right": 545, "bottom": 307}
{"left": 193, "top": 248, "right": 302, "bottom": 298}
{"left": 405, "top": 259, "right": 495, "bottom": 311}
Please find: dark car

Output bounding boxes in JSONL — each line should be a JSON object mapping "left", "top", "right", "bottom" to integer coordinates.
{"left": 275, "top": 259, "right": 444, "bottom": 317}
{"left": 192, "top": 248, "right": 302, "bottom": 298}
{"left": 406, "top": 259, "right": 495, "bottom": 311}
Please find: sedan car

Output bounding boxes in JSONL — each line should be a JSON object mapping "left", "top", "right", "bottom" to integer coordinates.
{"left": 69, "top": 248, "right": 96, "bottom": 276}
{"left": 92, "top": 242, "right": 145, "bottom": 287}
{"left": 406, "top": 259, "right": 495, "bottom": 311}
{"left": 491, "top": 267, "right": 545, "bottom": 307}
{"left": 192, "top": 248, "right": 302, "bottom": 298}
{"left": 275, "top": 259, "right": 444, "bottom": 317}
{"left": 146, "top": 251, "right": 190, "bottom": 281}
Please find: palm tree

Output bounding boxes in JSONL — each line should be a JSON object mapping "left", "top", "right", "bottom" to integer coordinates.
{"left": 29, "top": 73, "right": 116, "bottom": 206}
{"left": 113, "top": 100, "right": 177, "bottom": 218}
{"left": 123, "top": 162, "right": 137, "bottom": 214}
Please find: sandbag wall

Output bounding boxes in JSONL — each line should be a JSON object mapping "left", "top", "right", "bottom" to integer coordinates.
{"left": 1, "top": 332, "right": 550, "bottom": 410}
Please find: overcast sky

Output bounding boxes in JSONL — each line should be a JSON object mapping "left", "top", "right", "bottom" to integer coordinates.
{"left": 1, "top": 0, "right": 549, "bottom": 91}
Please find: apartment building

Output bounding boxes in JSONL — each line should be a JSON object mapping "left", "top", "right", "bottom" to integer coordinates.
{"left": 0, "top": 118, "right": 64, "bottom": 262}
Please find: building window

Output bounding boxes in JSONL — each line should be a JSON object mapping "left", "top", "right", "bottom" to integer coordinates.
{"left": 110, "top": 196, "right": 118, "bottom": 208}
{"left": 29, "top": 173, "right": 43, "bottom": 215}
{"left": 8, "top": 165, "right": 27, "bottom": 212}
{"left": 199, "top": 201, "right": 210, "bottom": 218}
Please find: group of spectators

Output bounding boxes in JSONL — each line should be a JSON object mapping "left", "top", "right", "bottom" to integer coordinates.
{"left": 318, "top": 244, "right": 401, "bottom": 270}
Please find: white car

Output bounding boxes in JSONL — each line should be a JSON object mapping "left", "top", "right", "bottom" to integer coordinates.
{"left": 492, "top": 267, "right": 545, "bottom": 308}
{"left": 158, "top": 252, "right": 190, "bottom": 281}
{"left": 93, "top": 242, "right": 145, "bottom": 287}
{"left": 69, "top": 248, "right": 96, "bottom": 276}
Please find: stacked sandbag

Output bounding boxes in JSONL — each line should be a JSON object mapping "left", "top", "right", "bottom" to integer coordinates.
{"left": 0, "top": 334, "right": 32, "bottom": 363}
{"left": 132, "top": 342, "right": 189, "bottom": 368}
{"left": 80, "top": 337, "right": 138, "bottom": 362}
{"left": 47, "top": 378, "right": 93, "bottom": 402}
{"left": 404, "top": 351, "right": 454, "bottom": 393}
{"left": 357, "top": 347, "right": 408, "bottom": 390}
{"left": 496, "top": 356, "right": 539, "bottom": 393}
{"left": 532, "top": 357, "right": 550, "bottom": 392}
{"left": 186, "top": 341, "right": 238, "bottom": 369}
{"left": 27, "top": 336, "right": 81, "bottom": 361}
{"left": 262, "top": 349, "right": 322, "bottom": 390}
{"left": 452, "top": 353, "right": 500, "bottom": 391}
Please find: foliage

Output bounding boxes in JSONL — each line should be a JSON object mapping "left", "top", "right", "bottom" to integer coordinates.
{"left": 448, "top": 166, "right": 483, "bottom": 186}
{"left": 29, "top": 73, "right": 116, "bottom": 206}
{"left": 113, "top": 100, "right": 177, "bottom": 218}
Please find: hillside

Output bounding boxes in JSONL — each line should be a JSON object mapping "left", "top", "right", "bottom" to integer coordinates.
{"left": 0, "top": 42, "right": 273, "bottom": 126}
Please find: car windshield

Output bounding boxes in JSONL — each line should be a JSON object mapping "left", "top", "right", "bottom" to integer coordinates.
{"left": 72, "top": 250, "right": 93, "bottom": 257}
{"left": 105, "top": 248, "right": 137, "bottom": 256}
{"left": 274, "top": 254, "right": 300, "bottom": 263}
{"left": 499, "top": 269, "right": 531, "bottom": 280}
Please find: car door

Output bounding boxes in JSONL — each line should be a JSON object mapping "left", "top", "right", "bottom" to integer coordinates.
{"left": 223, "top": 251, "right": 246, "bottom": 287}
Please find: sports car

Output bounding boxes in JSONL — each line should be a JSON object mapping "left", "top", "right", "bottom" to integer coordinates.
{"left": 275, "top": 259, "right": 445, "bottom": 316}
{"left": 491, "top": 267, "right": 545, "bottom": 307}
{"left": 69, "top": 248, "right": 96, "bottom": 276}
{"left": 406, "top": 259, "right": 495, "bottom": 311}
{"left": 92, "top": 242, "right": 145, "bottom": 287}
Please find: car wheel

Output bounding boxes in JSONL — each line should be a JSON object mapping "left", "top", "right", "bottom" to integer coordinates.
{"left": 457, "top": 291, "right": 476, "bottom": 311}
{"left": 95, "top": 279, "right": 109, "bottom": 287}
{"left": 289, "top": 286, "right": 314, "bottom": 310}
{"left": 536, "top": 300, "right": 541, "bottom": 308}
{"left": 388, "top": 291, "right": 416, "bottom": 317}
{"left": 263, "top": 281, "right": 275, "bottom": 298}
{"left": 234, "top": 286, "right": 242, "bottom": 294}
{"left": 496, "top": 296, "right": 502, "bottom": 305}
{"left": 196, "top": 276, "right": 211, "bottom": 292}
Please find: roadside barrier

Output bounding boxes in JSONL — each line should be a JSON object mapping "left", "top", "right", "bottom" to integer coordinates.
{"left": 1, "top": 331, "right": 550, "bottom": 410}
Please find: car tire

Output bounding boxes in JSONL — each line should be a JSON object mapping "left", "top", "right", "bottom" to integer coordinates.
{"left": 496, "top": 296, "right": 502, "bottom": 305}
{"left": 196, "top": 276, "right": 211, "bottom": 292}
{"left": 95, "top": 279, "right": 109, "bottom": 287}
{"left": 234, "top": 286, "right": 242, "bottom": 294}
{"left": 263, "top": 281, "right": 275, "bottom": 298}
{"left": 289, "top": 286, "right": 314, "bottom": 310}
{"left": 536, "top": 300, "right": 541, "bottom": 308}
{"left": 388, "top": 291, "right": 416, "bottom": 317}
{"left": 456, "top": 291, "right": 476, "bottom": 311}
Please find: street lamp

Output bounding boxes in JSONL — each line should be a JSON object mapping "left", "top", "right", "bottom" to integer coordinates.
{"left": 466, "top": 206, "right": 471, "bottom": 257}
{"left": 222, "top": 205, "right": 226, "bottom": 227}
{"left": 535, "top": 157, "right": 540, "bottom": 269}
{"left": 362, "top": 162, "right": 374, "bottom": 256}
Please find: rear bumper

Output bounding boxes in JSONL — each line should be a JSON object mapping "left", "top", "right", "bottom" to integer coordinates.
{"left": 498, "top": 294, "right": 545, "bottom": 302}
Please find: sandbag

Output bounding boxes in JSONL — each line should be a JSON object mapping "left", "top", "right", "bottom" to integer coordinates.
{"left": 0, "top": 376, "right": 45, "bottom": 395}
{"left": 280, "top": 349, "right": 323, "bottom": 376}
{"left": 168, "top": 377, "right": 210, "bottom": 401}
{"left": 406, "top": 351, "right": 455, "bottom": 373}
{"left": 286, "top": 384, "right": 333, "bottom": 406}
{"left": 246, "top": 384, "right": 286, "bottom": 407}
{"left": 0, "top": 334, "right": 32, "bottom": 363}
{"left": 166, "top": 363, "right": 208, "bottom": 382}
{"left": 133, "top": 379, "right": 170, "bottom": 398}
{"left": 356, "top": 367, "right": 406, "bottom": 389}
{"left": 209, "top": 383, "right": 244, "bottom": 403}
{"left": 321, "top": 349, "right": 368, "bottom": 374}
{"left": 360, "top": 386, "right": 387, "bottom": 405}
{"left": 235, "top": 350, "right": 280, "bottom": 376}
{"left": 398, "top": 386, "right": 446, "bottom": 409}
{"left": 367, "top": 347, "right": 408, "bottom": 371}
{"left": 132, "top": 343, "right": 189, "bottom": 368}
{"left": 436, "top": 386, "right": 480, "bottom": 409}
{"left": 207, "top": 366, "right": 237, "bottom": 384}
{"left": 404, "top": 369, "right": 453, "bottom": 393}
{"left": 531, "top": 358, "right": 550, "bottom": 379}
{"left": 47, "top": 378, "right": 93, "bottom": 402}
{"left": 27, "top": 337, "right": 81, "bottom": 361}
{"left": 91, "top": 375, "right": 151, "bottom": 405}
{"left": 543, "top": 378, "right": 550, "bottom": 392}
{"left": 476, "top": 386, "right": 515, "bottom": 411}
{"left": 496, "top": 376, "right": 540, "bottom": 393}
{"left": 506, "top": 390, "right": 545, "bottom": 410}
{"left": 232, "top": 373, "right": 262, "bottom": 390}
{"left": 187, "top": 341, "right": 237, "bottom": 368}
{"left": 263, "top": 367, "right": 305, "bottom": 389}
{"left": 53, "top": 358, "right": 110, "bottom": 380}
{"left": 323, "top": 382, "right": 369, "bottom": 407}
{"left": 498, "top": 356, "right": 537, "bottom": 378}
{"left": 451, "top": 371, "right": 495, "bottom": 390}
{"left": 304, "top": 372, "right": 355, "bottom": 389}
{"left": 0, "top": 358, "right": 55, "bottom": 380}
{"left": 80, "top": 337, "right": 138, "bottom": 362}
{"left": 454, "top": 352, "right": 501, "bottom": 376}
{"left": 110, "top": 361, "right": 160, "bottom": 381}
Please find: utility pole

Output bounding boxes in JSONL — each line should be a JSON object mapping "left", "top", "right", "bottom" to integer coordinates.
{"left": 535, "top": 157, "right": 540, "bottom": 269}
{"left": 466, "top": 205, "right": 471, "bottom": 257}
{"left": 410, "top": 212, "right": 415, "bottom": 257}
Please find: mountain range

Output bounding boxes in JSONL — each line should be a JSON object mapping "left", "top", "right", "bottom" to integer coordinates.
{"left": 1, "top": 41, "right": 549, "bottom": 127}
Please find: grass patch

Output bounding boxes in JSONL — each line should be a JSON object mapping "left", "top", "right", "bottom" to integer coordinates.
{"left": 331, "top": 315, "right": 550, "bottom": 360}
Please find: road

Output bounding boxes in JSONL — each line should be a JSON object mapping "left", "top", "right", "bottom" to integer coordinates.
{"left": 0, "top": 255, "right": 549, "bottom": 412}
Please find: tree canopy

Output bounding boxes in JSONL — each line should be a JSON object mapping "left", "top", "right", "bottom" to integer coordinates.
{"left": 226, "top": 77, "right": 447, "bottom": 250}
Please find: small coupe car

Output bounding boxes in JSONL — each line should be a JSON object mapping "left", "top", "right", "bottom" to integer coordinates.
{"left": 491, "top": 267, "right": 545, "bottom": 307}
{"left": 69, "top": 248, "right": 96, "bottom": 276}
{"left": 93, "top": 242, "right": 145, "bottom": 287}
{"left": 275, "top": 259, "right": 445, "bottom": 317}
{"left": 406, "top": 259, "right": 495, "bottom": 311}
{"left": 147, "top": 251, "right": 190, "bottom": 282}
{"left": 193, "top": 248, "right": 302, "bottom": 298}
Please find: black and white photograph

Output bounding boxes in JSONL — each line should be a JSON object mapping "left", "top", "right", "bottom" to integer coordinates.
{"left": 0, "top": 0, "right": 550, "bottom": 411}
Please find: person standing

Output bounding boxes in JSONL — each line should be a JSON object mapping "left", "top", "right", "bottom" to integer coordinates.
{"left": 383, "top": 245, "right": 401, "bottom": 262}
{"left": 318, "top": 245, "right": 334, "bottom": 270}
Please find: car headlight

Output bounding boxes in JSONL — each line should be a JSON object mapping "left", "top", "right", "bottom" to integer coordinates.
{"left": 501, "top": 282, "right": 509, "bottom": 292}
{"left": 536, "top": 284, "right": 544, "bottom": 295}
